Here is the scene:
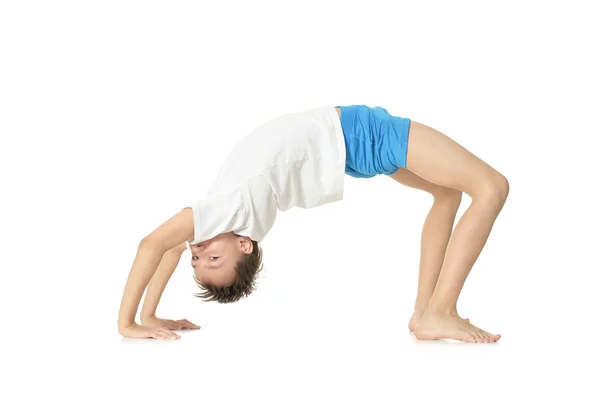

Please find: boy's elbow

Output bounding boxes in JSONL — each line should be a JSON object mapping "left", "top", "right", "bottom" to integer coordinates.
{"left": 138, "top": 236, "right": 160, "bottom": 250}
{"left": 139, "top": 237, "right": 187, "bottom": 255}
{"left": 138, "top": 236, "right": 151, "bottom": 247}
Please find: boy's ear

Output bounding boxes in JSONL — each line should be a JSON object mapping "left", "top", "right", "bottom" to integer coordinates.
{"left": 142, "top": 208, "right": 195, "bottom": 253}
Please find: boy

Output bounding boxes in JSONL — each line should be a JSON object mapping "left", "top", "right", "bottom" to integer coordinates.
{"left": 118, "top": 105, "right": 509, "bottom": 343}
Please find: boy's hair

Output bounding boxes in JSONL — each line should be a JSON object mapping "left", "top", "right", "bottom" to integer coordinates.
{"left": 193, "top": 239, "right": 263, "bottom": 304}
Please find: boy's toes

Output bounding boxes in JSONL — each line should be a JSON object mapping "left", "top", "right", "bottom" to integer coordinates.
{"left": 482, "top": 331, "right": 500, "bottom": 343}
{"left": 479, "top": 332, "right": 489, "bottom": 343}
{"left": 466, "top": 332, "right": 479, "bottom": 343}
{"left": 473, "top": 326, "right": 496, "bottom": 343}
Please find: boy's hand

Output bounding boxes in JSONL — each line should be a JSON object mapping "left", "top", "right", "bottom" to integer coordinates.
{"left": 119, "top": 323, "right": 181, "bottom": 340}
{"left": 141, "top": 315, "right": 201, "bottom": 331}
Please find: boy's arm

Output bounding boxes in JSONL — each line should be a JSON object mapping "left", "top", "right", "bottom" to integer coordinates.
{"left": 139, "top": 242, "right": 187, "bottom": 322}
{"left": 117, "top": 208, "right": 194, "bottom": 336}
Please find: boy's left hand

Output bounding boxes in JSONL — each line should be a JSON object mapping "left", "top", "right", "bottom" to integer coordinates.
{"left": 142, "top": 315, "right": 201, "bottom": 330}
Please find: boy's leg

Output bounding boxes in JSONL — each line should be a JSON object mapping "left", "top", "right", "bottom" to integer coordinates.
{"left": 405, "top": 121, "right": 509, "bottom": 343}
{"left": 387, "top": 168, "right": 464, "bottom": 331}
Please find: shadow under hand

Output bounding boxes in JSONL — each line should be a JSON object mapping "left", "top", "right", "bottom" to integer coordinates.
{"left": 120, "top": 329, "right": 198, "bottom": 344}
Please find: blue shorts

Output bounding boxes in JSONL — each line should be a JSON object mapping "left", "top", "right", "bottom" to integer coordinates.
{"left": 335, "top": 105, "right": 411, "bottom": 179}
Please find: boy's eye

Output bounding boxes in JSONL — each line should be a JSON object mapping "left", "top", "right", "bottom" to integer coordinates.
{"left": 192, "top": 256, "right": 218, "bottom": 261}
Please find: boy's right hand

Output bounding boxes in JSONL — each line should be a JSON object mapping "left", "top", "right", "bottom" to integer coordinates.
{"left": 119, "top": 323, "right": 181, "bottom": 340}
{"left": 141, "top": 315, "right": 201, "bottom": 331}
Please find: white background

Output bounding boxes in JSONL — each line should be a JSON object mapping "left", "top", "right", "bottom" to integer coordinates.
{"left": 1, "top": 0, "right": 598, "bottom": 397}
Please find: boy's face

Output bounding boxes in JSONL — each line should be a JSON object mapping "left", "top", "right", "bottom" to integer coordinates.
{"left": 190, "top": 232, "right": 253, "bottom": 287}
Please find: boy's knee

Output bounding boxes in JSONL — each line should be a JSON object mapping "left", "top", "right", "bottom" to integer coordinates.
{"left": 498, "top": 174, "right": 510, "bottom": 200}
{"left": 477, "top": 173, "right": 509, "bottom": 209}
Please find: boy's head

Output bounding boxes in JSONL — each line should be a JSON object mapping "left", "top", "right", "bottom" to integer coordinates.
{"left": 191, "top": 232, "right": 263, "bottom": 304}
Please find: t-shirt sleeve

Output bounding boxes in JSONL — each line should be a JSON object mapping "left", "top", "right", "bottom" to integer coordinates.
{"left": 185, "top": 186, "right": 248, "bottom": 245}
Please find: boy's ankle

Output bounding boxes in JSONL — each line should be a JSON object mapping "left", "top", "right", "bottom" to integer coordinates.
{"left": 424, "top": 304, "right": 459, "bottom": 317}
{"left": 413, "top": 302, "right": 430, "bottom": 314}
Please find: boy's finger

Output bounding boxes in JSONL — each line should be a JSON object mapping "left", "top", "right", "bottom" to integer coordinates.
{"left": 159, "top": 328, "right": 179, "bottom": 339}
{"left": 178, "top": 319, "right": 201, "bottom": 329}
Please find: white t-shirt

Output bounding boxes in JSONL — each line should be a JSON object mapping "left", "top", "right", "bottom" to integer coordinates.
{"left": 185, "top": 105, "right": 346, "bottom": 245}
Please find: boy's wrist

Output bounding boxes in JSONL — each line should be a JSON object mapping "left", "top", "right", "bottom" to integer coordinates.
{"left": 118, "top": 320, "right": 138, "bottom": 334}
{"left": 140, "top": 314, "right": 156, "bottom": 323}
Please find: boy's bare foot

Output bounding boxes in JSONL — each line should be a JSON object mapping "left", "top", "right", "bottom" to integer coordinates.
{"left": 408, "top": 310, "right": 469, "bottom": 332}
{"left": 414, "top": 312, "right": 500, "bottom": 343}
